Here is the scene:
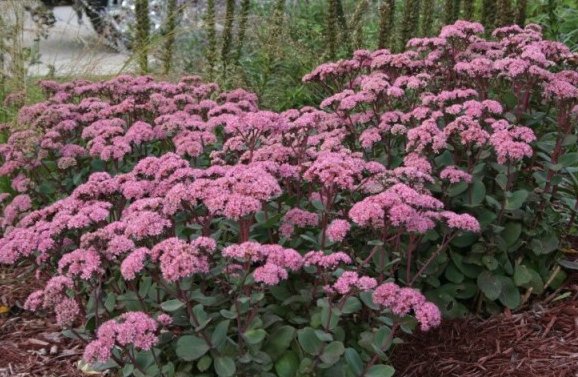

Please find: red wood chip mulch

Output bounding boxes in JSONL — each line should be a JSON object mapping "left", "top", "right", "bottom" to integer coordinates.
{"left": 392, "top": 286, "right": 578, "bottom": 377}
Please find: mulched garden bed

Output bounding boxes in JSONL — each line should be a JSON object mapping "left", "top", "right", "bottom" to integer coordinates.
{"left": 2, "top": 263, "right": 578, "bottom": 376}
{"left": 392, "top": 282, "right": 578, "bottom": 377}
{"left": 0, "top": 265, "right": 84, "bottom": 377}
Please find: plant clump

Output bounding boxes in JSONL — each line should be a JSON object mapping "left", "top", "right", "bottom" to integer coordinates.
{"left": 0, "top": 20, "right": 577, "bottom": 376}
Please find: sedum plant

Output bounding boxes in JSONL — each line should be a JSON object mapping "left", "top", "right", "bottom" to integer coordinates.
{"left": 0, "top": 20, "right": 577, "bottom": 376}
{"left": 0, "top": 75, "right": 444, "bottom": 377}
{"left": 303, "top": 21, "right": 577, "bottom": 315}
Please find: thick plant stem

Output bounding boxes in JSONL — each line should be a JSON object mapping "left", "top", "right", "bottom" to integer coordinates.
{"left": 161, "top": 0, "right": 177, "bottom": 75}
{"left": 327, "top": 0, "right": 339, "bottom": 60}
{"left": 378, "top": 0, "right": 395, "bottom": 49}
{"left": 420, "top": 0, "right": 435, "bottom": 36}
{"left": 135, "top": 0, "right": 150, "bottom": 74}
{"left": 350, "top": 0, "right": 369, "bottom": 49}
{"left": 235, "top": 0, "right": 251, "bottom": 63}
{"left": 205, "top": 0, "right": 217, "bottom": 80}
{"left": 221, "top": 0, "right": 236, "bottom": 77}
{"left": 400, "top": 0, "right": 421, "bottom": 50}
{"left": 515, "top": 0, "right": 527, "bottom": 26}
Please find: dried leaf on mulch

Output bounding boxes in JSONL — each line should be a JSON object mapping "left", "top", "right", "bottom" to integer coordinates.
{"left": 392, "top": 287, "right": 578, "bottom": 377}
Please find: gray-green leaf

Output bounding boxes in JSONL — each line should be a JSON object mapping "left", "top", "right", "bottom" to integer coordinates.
{"left": 365, "top": 364, "right": 395, "bottom": 377}
{"left": 214, "top": 356, "right": 236, "bottom": 377}
{"left": 175, "top": 335, "right": 210, "bottom": 361}
{"left": 477, "top": 271, "right": 502, "bottom": 300}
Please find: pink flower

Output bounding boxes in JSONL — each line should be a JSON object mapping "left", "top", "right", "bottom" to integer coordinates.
{"left": 120, "top": 248, "right": 150, "bottom": 280}
{"left": 414, "top": 302, "right": 441, "bottom": 331}
{"left": 392, "top": 288, "right": 426, "bottom": 316}
{"left": 123, "top": 210, "right": 171, "bottom": 240}
{"left": 84, "top": 312, "right": 159, "bottom": 363}
{"left": 325, "top": 219, "right": 351, "bottom": 242}
{"left": 260, "top": 244, "right": 304, "bottom": 271}
{"left": 441, "top": 212, "right": 480, "bottom": 232}
{"left": 253, "top": 263, "right": 288, "bottom": 285}
{"left": 157, "top": 314, "right": 172, "bottom": 326}
{"left": 44, "top": 276, "right": 74, "bottom": 307}
{"left": 440, "top": 166, "right": 472, "bottom": 184}
{"left": 55, "top": 298, "right": 80, "bottom": 327}
{"left": 303, "top": 151, "right": 367, "bottom": 191}
{"left": 303, "top": 251, "right": 352, "bottom": 268}
{"left": 333, "top": 271, "right": 360, "bottom": 294}
{"left": 222, "top": 241, "right": 263, "bottom": 262}
{"left": 372, "top": 283, "right": 400, "bottom": 308}
{"left": 281, "top": 208, "right": 319, "bottom": 238}
{"left": 58, "top": 248, "right": 102, "bottom": 280}
{"left": 332, "top": 271, "right": 377, "bottom": 295}
{"left": 490, "top": 123, "right": 536, "bottom": 164}
{"left": 372, "top": 283, "right": 440, "bottom": 330}
{"left": 349, "top": 183, "right": 443, "bottom": 232}
{"left": 2, "top": 194, "right": 32, "bottom": 227}
{"left": 24, "top": 290, "right": 44, "bottom": 311}
{"left": 153, "top": 238, "right": 210, "bottom": 282}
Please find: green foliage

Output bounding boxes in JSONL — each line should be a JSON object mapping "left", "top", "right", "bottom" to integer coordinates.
{"left": 235, "top": 0, "right": 252, "bottom": 63}
{"left": 161, "top": 0, "right": 178, "bottom": 74}
{"left": 204, "top": 0, "right": 217, "bottom": 80}
{"left": 481, "top": 0, "right": 497, "bottom": 30}
{"left": 220, "top": 0, "right": 236, "bottom": 76}
{"left": 516, "top": 0, "right": 528, "bottom": 26}
{"left": 527, "top": 0, "right": 578, "bottom": 50}
{"left": 326, "top": 0, "right": 339, "bottom": 60}
{"left": 168, "top": 0, "right": 571, "bottom": 110}
{"left": 400, "top": 0, "right": 421, "bottom": 49}
{"left": 421, "top": 0, "right": 436, "bottom": 35}
{"left": 378, "top": 0, "right": 396, "bottom": 49}
{"left": 497, "top": 0, "right": 514, "bottom": 26}
{"left": 350, "top": 0, "right": 369, "bottom": 49}
{"left": 135, "top": 0, "right": 150, "bottom": 73}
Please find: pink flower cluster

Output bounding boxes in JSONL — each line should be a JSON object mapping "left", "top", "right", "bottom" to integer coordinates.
{"left": 349, "top": 183, "right": 479, "bottom": 233}
{"left": 83, "top": 312, "right": 160, "bottom": 362}
{"left": 223, "top": 241, "right": 303, "bottom": 285}
{"left": 280, "top": 208, "right": 319, "bottom": 238}
{"left": 24, "top": 276, "right": 80, "bottom": 327}
{"left": 330, "top": 271, "right": 377, "bottom": 295}
{"left": 325, "top": 219, "right": 351, "bottom": 242}
{"left": 440, "top": 166, "right": 472, "bottom": 184}
{"left": 303, "top": 251, "right": 352, "bottom": 268}
{"left": 373, "top": 282, "right": 441, "bottom": 331}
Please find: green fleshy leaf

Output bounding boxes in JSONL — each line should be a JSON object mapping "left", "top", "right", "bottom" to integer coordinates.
{"left": 365, "top": 364, "right": 395, "bottom": 377}
{"left": 274, "top": 351, "right": 299, "bottom": 377}
{"left": 297, "top": 327, "right": 323, "bottom": 355}
{"left": 175, "top": 335, "right": 210, "bottom": 361}
{"left": 214, "top": 356, "right": 236, "bottom": 377}
{"left": 477, "top": 271, "right": 502, "bottom": 300}
{"left": 505, "top": 190, "right": 528, "bottom": 210}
